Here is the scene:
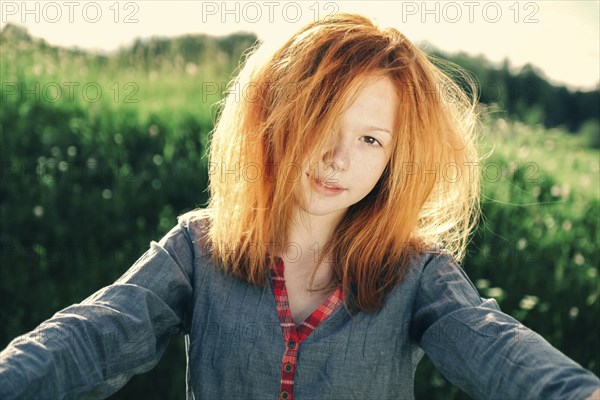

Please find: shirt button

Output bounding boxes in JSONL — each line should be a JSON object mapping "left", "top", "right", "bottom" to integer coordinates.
{"left": 283, "top": 362, "right": 293, "bottom": 373}
{"left": 287, "top": 339, "right": 296, "bottom": 349}
{"left": 280, "top": 390, "right": 290, "bottom": 400}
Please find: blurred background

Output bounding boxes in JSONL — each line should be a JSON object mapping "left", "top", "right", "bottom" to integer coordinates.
{"left": 0, "top": 1, "right": 598, "bottom": 399}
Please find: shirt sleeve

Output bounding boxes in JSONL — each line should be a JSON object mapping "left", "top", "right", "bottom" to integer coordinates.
{"left": 0, "top": 217, "right": 195, "bottom": 399}
{"left": 410, "top": 251, "right": 600, "bottom": 400}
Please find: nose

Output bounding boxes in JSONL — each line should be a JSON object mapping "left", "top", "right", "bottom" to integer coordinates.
{"left": 322, "top": 136, "right": 349, "bottom": 173}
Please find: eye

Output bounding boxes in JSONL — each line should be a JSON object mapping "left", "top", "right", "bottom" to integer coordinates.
{"left": 362, "top": 136, "right": 382, "bottom": 147}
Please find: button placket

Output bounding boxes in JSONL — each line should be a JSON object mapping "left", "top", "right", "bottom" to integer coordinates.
{"left": 270, "top": 255, "right": 343, "bottom": 400}
{"left": 280, "top": 331, "right": 299, "bottom": 400}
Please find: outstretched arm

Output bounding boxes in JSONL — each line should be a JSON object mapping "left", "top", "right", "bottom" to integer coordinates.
{"left": 0, "top": 218, "right": 195, "bottom": 399}
{"left": 411, "top": 251, "right": 600, "bottom": 400}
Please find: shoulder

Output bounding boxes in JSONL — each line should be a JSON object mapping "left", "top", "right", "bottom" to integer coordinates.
{"left": 381, "top": 244, "right": 462, "bottom": 300}
{"left": 405, "top": 243, "right": 481, "bottom": 304}
{"left": 175, "top": 208, "right": 213, "bottom": 258}
{"left": 373, "top": 245, "right": 463, "bottom": 322}
{"left": 410, "top": 244, "right": 486, "bottom": 321}
{"left": 405, "top": 243, "right": 461, "bottom": 279}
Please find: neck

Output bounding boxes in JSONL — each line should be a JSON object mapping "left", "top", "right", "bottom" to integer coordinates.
{"left": 281, "top": 207, "right": 346, "bottom": 266}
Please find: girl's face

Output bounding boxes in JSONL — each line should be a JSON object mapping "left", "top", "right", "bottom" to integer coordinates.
{"left": 297, "top": 75, "right": 398, "bottom": 219}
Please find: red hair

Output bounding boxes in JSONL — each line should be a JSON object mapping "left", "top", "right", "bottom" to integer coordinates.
{"left": 189, "top": 13, "right": 481, "bottom": 314}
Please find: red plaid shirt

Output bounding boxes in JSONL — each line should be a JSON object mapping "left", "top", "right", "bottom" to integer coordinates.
{"left": 270, "top": 256, "right": 344, "bottom": 400}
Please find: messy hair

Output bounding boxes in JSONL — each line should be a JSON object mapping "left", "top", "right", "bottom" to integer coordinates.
{"left": 189, "top": 13, "right": 481, "bottom": 314}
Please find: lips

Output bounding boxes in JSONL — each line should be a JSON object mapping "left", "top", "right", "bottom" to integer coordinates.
{"left": 307, "top": 173, "right": 346, "bottom": 190}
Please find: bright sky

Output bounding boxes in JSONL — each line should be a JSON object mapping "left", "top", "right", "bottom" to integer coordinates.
{"left": 1, "top": 1, "right": 598, "bottom": 90}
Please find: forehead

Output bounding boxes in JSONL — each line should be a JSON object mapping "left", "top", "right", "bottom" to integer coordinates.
{"left": 350, "top": 75, "right": 398, "bottom": 104}
{"left": 341, "top": 75, "right": 399, "bottom": 127}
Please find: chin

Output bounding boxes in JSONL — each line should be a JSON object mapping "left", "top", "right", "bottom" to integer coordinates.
{"left": 301, "top": 203, "right": 349, "bottom": 218}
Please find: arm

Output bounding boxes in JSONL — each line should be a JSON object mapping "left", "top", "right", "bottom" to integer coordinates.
{"left": 410, "top": 251, "right": 600, "bottom": 400}
{"left": 0, "top": 217, "right": 195, "bottom": 399}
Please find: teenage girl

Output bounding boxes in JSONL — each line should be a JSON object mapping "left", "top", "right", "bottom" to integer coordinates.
{"left": 1, "top": 13, "right": 599, "bottom": 400}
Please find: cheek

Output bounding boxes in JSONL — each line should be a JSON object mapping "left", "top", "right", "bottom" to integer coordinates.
{"left": 359, "top": 156, "right": 388, "bottom": 180}
{"left": 353, "top": 166, "right": 383, "bottom": 194}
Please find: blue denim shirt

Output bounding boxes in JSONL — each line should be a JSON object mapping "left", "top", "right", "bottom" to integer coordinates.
{"left": 1, "top": 212, "right": 599, "bottom": 399}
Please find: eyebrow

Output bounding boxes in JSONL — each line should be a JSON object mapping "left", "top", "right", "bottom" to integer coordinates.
{"left": 365, "top": 125, "right": 392, "bottom": 136}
